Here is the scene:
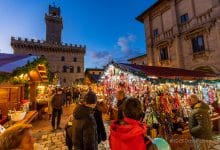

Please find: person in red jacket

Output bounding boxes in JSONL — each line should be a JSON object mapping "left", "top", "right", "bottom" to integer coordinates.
{"left": 110, "top": 97, "right": 147, "bottom": 150}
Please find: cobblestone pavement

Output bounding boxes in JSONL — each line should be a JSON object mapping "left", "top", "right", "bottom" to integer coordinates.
{"left": 33, "top": 123, "right": 110, "bottom": 150}
{"left": 31, "top": 103, "right": 220, "bottom": 150}
{"left": 32, "top": 103, "right": 110, "bottom": 150}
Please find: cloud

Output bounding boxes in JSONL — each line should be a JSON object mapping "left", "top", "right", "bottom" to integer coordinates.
{"left": 87, "top": 34, "right": 145, "bottom": 68}
{"left": 90, "top": 50, "right": 113, "bottom": 67}
{"left": 117, "top": 34, "right": 136, "bottom": 53}
{"left": 114, "top": 48, "right": 144, "bottom": 63}
{"left": 91, "top": 51, "right": 110, "bottom": 59}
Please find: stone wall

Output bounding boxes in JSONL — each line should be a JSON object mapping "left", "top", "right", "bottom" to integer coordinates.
{"left": 162, "top": 9, "right": 173, "bottom": 31}
{"left": 194, "top": 0, "right": 212, "bottom": 16}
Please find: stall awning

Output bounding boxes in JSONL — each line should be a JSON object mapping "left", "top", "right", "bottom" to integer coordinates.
{"left": 0, "top": 53, "right": 38, "bottom": 73}
{"left": 114, "top": 63, "right": 217, "bottom": 80}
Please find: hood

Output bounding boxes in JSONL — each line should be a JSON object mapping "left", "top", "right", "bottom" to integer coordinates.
{"left": 193, "top": 101, "right": 209, "bottom": 110}
{"left": 73, "top": 104, "right": 94, "bottom": 120}
{"left": 117, "top": 97, "right": 127, "bottom": 107}
{"left": 110, "top": 117, "right": 146, "bottom": 141}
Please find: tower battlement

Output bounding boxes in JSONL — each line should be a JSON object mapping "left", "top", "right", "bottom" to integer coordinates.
{"left": 11, "top": 36, "right": 86, "bottom": 53}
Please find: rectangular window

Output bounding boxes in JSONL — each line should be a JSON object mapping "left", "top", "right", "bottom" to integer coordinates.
{"left": 77, "top": 67, "right": 81, "bottom": 73}
{"left": 160, "top": 47, "right": 169, "bottom": 60}
{"left": 63, "top": 66, "right": 67, "bottom": 73}
{"left": 180, "top": 13, "right": 189, "bottom": 23}
{"left": 153, "top": 29, "right": 159, "bottom": 37}
{"left": 192, "top": 36, "right": 205, "bottom": 53}
{"left": 61, "top": 56, "right": 65, "bottom": 61}
{"left": 70, "top": 66, "right": 74, "bottom": 73}
{"left": 73, "top": 57, "right": 77, "bottom": 62}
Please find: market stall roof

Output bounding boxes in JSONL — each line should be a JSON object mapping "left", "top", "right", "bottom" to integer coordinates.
{"left": 0, "top": 53, "right": 38, "bottom": 73}
{"left": 113, "top": 63, "right": 217, "bottom": 80}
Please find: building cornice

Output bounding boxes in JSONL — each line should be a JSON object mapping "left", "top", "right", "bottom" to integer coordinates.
{"left": 136, "top": 0, "right": 169, "bottom": 23}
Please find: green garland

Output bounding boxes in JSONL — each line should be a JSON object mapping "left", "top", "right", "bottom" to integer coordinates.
{"left": 0, "top": 56, "right": 52, "bottom": 84}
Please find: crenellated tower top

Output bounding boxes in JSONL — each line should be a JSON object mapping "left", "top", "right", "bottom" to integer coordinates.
{"left": 11, "top": 37, "right": 86, "bottom": 54}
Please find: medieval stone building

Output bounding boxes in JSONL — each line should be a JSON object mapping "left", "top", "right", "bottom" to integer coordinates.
{"left": 11, "top": 5, "right": 86, "bottom": 86}
{"left": 128, "top": 54, "right": 147, "bottom": 65}
{"left": 137, "top": 0, "right": 220, "bottom": 74}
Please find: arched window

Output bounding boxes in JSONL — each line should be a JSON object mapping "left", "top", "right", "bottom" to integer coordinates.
{"left": 70, "top": 66, "right": 74, "bottom": 73}
{"left": 63, "top": 78, "right": 66, "bottom": 83}
{"left": 61, "top": 56, "right": 65, "bottom": 61}
{"left": 77, "top": 66, "right": 81, "bottom": 73}
{"left": 63, "top": 65, "right": 67, "bottom": 73}
{"left": 73, "top": 57, "right": 77, "bottom": 62}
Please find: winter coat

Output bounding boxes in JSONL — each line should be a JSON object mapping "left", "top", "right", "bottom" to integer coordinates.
{"left": 71, "top": 104, "right": 98, "bottom": 150}
{"left": 66, "top": 91, "right": 72, "bottom": 101}
{"left": 188, "top": 101, "right": 212, "bottom": 140}
{"left": 52, "top": 93, "right": 63, "bottom": 109}
{"left": 94, "top": 107, "right": 107, "bottom": 143}
{"left": 110, "top": 117, "right": 147, "bottom": 150}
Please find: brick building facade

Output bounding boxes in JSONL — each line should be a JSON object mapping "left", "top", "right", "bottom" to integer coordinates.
{"left": 11, "top": 5, "right": 86, "bottom": 86}
{"left": 137, "top": 0, "right": 220, "bottom": 74}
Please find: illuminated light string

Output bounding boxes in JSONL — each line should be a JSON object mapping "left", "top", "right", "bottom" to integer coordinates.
{"left": 0, "top": 56, "right": 51, "bottom": 84}
{"left": 99, "top": 62, "right": 220, "bottom": 85}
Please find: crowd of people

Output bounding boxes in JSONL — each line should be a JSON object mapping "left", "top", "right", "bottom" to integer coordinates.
{"left": 0, "top": 86, "right": 216, "bottom": 150}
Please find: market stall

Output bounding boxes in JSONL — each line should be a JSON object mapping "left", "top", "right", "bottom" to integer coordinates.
{"left": 100, "top": 62, "right": 220, "bottom": 149}
{"left": 84, "top": 68, "right": 105, "bottom": 98}
{"left": 0, "top": 53, "right": 50, "bottom": 125}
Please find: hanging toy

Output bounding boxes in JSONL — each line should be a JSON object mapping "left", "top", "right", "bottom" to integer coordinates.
{"left": 202, "top": 86, "right": 209, "bottom": 103}
{"left": 161, "top": 94, "right": 170, "bottom": 113}
{"left": 208, "top": 88, "right": 216, "bottom": 104}
{"left": 173, "top": 92, "right": 181, "bottom": 110}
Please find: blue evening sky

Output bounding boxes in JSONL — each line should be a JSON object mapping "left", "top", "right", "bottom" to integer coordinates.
{"left": 0, "top": 0, "right": 156, "bottom": 68}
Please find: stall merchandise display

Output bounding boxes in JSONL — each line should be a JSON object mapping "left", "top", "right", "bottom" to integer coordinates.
{"left": 101, "top": 64, "right": 220, "bottom": 140}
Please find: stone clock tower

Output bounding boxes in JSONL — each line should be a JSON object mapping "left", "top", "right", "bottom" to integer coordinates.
{"left": 45, "top": 5, "right": 63, "bottom": 44}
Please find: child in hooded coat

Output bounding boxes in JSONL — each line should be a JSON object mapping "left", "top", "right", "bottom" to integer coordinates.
{"left": 110, "top": 97, "right": 148, "bottom": 150}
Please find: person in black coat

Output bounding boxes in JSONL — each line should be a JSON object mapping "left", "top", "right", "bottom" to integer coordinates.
{"left": 94, "top": 106, "right": 107, "bottom": 144}
{"left": 65, "top": 103, "right": 106, "bottom": 150}
{"left": 71, "top": 91, "right": 98, "bottom": 150}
